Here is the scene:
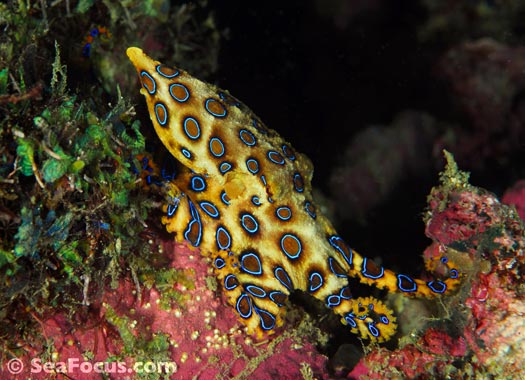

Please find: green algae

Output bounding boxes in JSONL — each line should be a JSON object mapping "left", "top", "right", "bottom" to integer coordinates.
{"left": 15, "top": 138, "right": 36, "bottom": 177}
{"left": 425, "top": 150, "right": 472, "bottom": 217}
{"left": 104, "top": 304, "right": 174, "bottom": 379}
{"left": 0, "top": 0, "right": 221, "bottom": 365}
{"left": 136, "top": 265, "right": 197, "bottom": 311}
{"left": 439, "top": 150, "right": 471, "bottom": 191}
{"left": 0, "top": 68, "right": 8, "bottom": 94}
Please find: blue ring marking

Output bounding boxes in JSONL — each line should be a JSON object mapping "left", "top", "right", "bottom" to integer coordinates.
{"left": 224, "top": 274, "right": 238, "bottom": 290}
{"left": 274, "top": 266, "right": 293, "bottom": 291}
{"left": 269, "top": 291, "right": 287, "bottom": 307}
{"left": 162, "top": 168, "right": 175, "bottom": 180}
{"left": 214, "top": 257, "right": 225, "bottom": 269}
{"left": 183, "top": 117, "right": 201, "bottom": 140}
{"left": 380, "top": 315, "right": 390, "bottom": 325}
{"left": 161, "top": 159, "right": 177, "bottom": 181}
{"left": 241, "top": 213, "right": 259, "bottom": 234}
{"left": 239, "top": 129, "right": 256, "bottom": 146}
{"left": 260, "top": 175, "right": 267, "bottom": 187}
{"left": 209, "top": 137, "right": 226, "bottom": 158}
{"left": 216, "top": 226, "right": 231, "bottom": 250}
{"left": 427, "top": 280, "right": 447, "bottom": 294}
{"left": 254, "top": 305, "right": 276, "bottom": 331}
{"left": 328, "top": 236, "right": 353, "bottom": 266}
{"left": 282, "top": 144, "right": 296, "bottom": 161}
{"left": 190, "top": 175, "right": 206, "bottom": 192}
{"left": 154, "top": 103, "right": 168, "bottom": 126}
{"left": 362, "top": 258, "right": 385, "bottom": 279}
{"left": 344, "top": 313, "right": 358, "bottom": 328}
{"left": 140, "top": 71, "right": 156, "bottom": 94}
{"left": 326, "top": 295, "right": 341, "bottom": 308}
{"left": 267, "top": 150, "right": 285, "bottom": 165}
{"left": 339, "top": 286, "right": 352, "bottom": 300}
{"left": 90, "top": 28, "right": 99, "bottom": 37}
{"left": 304, "top": 201, "right": 316, "bottom": 219}
{"left": 240, "top": 252, "right": 263, "bottom": 275}
{"left": 251, "top": 196, "right": 261, "bottom": 206}
{"left": 184, "top": 200, "right": 202, "bottom": 247}
{"left": 220, "top": 190, "right": 230, "bottom": 205}
{"left": 245, "top": 284, "right": 267, "bottom": 298}
{"left": 181, "top": 148, "right": 192, "bottom": 159}
{"left": 275, "top": 206, "right": 292, "bottom": 221}
{"left": 205, "top": 98, "right": 227, "bottom": 118}
{"left": 219, "top": 162, "right": 233, "bottom": 174}
{"left": 169, "top": 83, "right": 190, "bottom": 102}
{"left": 236, "top": 293, "right": 252, "bottom": 319}
{"left": 308, "top": 272, "right": 323, "bottom": 292}
{"left": 450, "top": 269, "right": 459, "bottom": 279}
{"left": 167, "top": 204, "right": 178, "bottom": 217}
{"left": 397, "top": 274, "right": 417, "bottom": 292}
{"left": 166, "top": 196, "right": 181, "bottom": 217}
{"left": 368, "top": 323, "right": 380, "bottom": 338}
{"left": 199, "top": 201, "right": 220, "bottom": 219}
{"left": 440, "top": 256, "right": 448, "bottom": 264}
{"left": 245, "top": 158, "right": 259, "bottom": 174}
{"left": 328, "top": 257, "right": 347, "bottom": 278}
{"left": 156, "top": 64, "right": 179, "bottom": 78}
{"left": 280, "top": 233, "right": 302, "bottom": 260}
{"left": 293, "top": 172, "right": 304, "bottom": 192}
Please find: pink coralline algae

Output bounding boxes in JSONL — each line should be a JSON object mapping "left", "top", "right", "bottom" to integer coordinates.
{"left": 347, "top": 152, "right": 525, "bottom": 379}
{"left": 3, "top": 240, "right": 328, "bottom": 380}
{"left": 502, "top": 179, "right": 525, "bottom": 222}
{"left": 5, "top": 153, "right": 525, "bottom": 380}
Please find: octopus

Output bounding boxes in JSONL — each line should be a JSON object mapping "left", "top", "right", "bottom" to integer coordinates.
{"left": 126, "top": 47, "right": 460, "bottom": 343}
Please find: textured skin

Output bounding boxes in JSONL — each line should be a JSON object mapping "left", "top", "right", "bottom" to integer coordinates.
{"left": 127, "top": 47, "right": 460, "bottom": 342}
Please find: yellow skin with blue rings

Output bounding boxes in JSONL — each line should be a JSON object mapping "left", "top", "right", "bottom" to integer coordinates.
{"left": 127, "top": 47, "right": 460, "bottom": 343}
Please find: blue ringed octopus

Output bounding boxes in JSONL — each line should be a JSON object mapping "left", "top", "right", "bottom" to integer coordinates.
{"left": 127, "top": 47, "right": 460, "bottom": 343}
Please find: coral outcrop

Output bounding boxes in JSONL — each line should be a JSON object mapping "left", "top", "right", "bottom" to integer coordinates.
{"left": 347, "top": 153, "right": 525, "bottom": 379}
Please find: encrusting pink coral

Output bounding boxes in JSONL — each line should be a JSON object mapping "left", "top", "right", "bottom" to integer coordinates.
{"left": 6, "top": 149, "right": 524, "bottom": 380}
{"left": 5, "top": 240, "right": 329, "bottom": 380}
{"left": 346, "top": 153, "right": 525, "bottom": 379}
{"left": 502, "top": 179, "right": 525, "bottom": 222}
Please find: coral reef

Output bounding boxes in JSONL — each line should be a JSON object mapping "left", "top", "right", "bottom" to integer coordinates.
{"left": 5, "top": 148, "right": 524, "bottom": 380}
{"left": 1, "top": 1, "right": 525, "bottom": 379}
{"left": 345, "top": 153, "right": 525, "bottom": 379}
{"left": 0, "top": 1, "right": 224, "bottom": 378}
{"left": 4, "top": 240, "right": 329, "bottom": 380}
{"left": 502, "top": 179, "right": 525, "bottom": 221}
